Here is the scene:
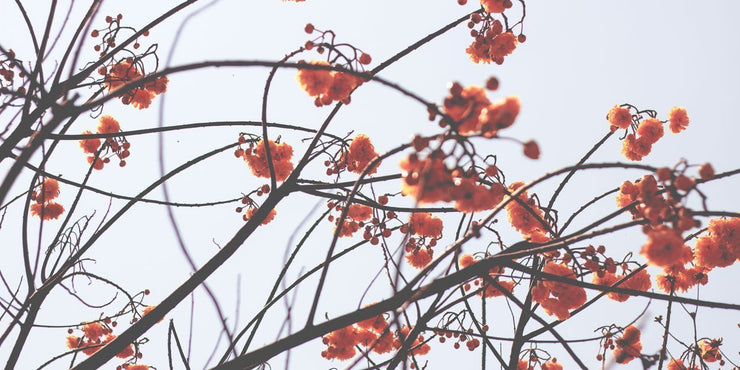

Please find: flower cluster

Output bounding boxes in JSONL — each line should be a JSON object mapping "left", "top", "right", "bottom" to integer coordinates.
{"left": 441, "top": 83, "right": 520, "bottom": 136}
{"left": 102, "top": 59, "right": 168, "bottom": 109}
{"left": 403, "top": 213, "right": 444, "bottom": 269}
{"left": 607, "top": 105, "right": 689, "bottom": 161}
{"left": 321, "top": 315, "right": 429, "bottom": 361}
{"left": 29, "top": 178, "right": 65, "bottom": 220}
{"left": 65, "top": 321, "right": 137, "bottom": 361}
{"left": 400, "top": 152, "right": 506, "bottom": 213}
{"left": 330, "top": 203, "right": 374, "bottom": 238}
{"left": 530, "top": 262, "right": 587, "bottom": 320}
{"left": 344, "top": 134, "right": 380, "bottom": 174}
{"left": 613, "top": 325, "right": 642, "bottom": 364}
{"left": 614, "top": 169, "right": 737, "bottom": 293}
{"left": 506, "top": 182, "right": 550, "bottom": 242}
{"left": 243, "top": 207, "right": 277, "bottom": 225}
{"left": 666, "top": 358, "right": 699, "bottom": 370}
{"left": 296, "top": 60, "right": 365, "bottom": 107}
{"left": 242, "top": 139, "right": 294, "bottom": 181}
{"left": 322, "top": 133, "right": 382, "bottom": 177}
{"left": 591, "top": 267, "right": 651, "bottom": 302}
{"left": 698, "top": 338, "right": 723, "bottom": 363}
{"left": 694, "top": 218, "right": 740, "bottom": 269}
{"left": 79, "top": 115, "right": 131, "bottom": 169}
{"left": 458, "top": 1, "right": 524, "bottom": 65}
{"left": 616, "top": 174, "right": 696, "bottom": 230}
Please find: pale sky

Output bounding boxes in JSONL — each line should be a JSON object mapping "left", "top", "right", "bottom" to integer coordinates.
{"left": 1, "top": 1, "right": 739, "bottom": 369}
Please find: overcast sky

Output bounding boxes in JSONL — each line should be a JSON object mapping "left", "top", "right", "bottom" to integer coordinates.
{"left": 1, "top": 1, "right": 739, "bottom": 369}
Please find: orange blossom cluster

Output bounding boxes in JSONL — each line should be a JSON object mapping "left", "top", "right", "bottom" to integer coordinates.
{"left": 242, "top": 139, "right": 294, "bottom": 182}
{"left": 612, "top": 325, "right": 642, "bottom": 364}
{"left": 102, "top": 59, "right": 168, "bottom": 109}
{"left": 325, "top": 134, "right": 381, "bottom": 176}
{"left": 457, "top": 0, "right": 523, "bottom": 65}
{"left": 615, "top": 169, "right": 738, "bottom": 294}
{"left": 79, "top": 115, "right": 131, "bottom": 169}
{"left": 606, "top": 105, "right": 689, "bottom": 161}
{"left": 321, "top": 314, "right": 430, "bottom": 361}
{"left": 29, "top": 178, "right": 65, "bottom": 221}
{"left": 296, "top": 60, "right": 365, "bottom": 107}
{"left": 403, "top": 212, "right": 444, "bottom": 269}
{"left": 530, "top": 261, "right": 587, "bottom": 320}
{"left": 65, "top": 321, "right": 137, "bottom": 362}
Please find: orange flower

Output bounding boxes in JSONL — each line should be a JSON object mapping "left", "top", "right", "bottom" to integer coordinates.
{"left": 97, "top": 115, "right": 121, "bottom": 134}
{"left": 408, "top": 213, "right": 444, "bottom": 238}
{"left": 531, "top": 262, "right": 587, "bottom": 320}
{"left": 480, "top": 0, "right": 511, "bottom": 13}
{"left": 145, "top": 76, "right": 169, "bottom": 94}
{"left": 613, "top": 325, "right": 642, "bottom": 364}
{"left": 321, "top": 326, "right": 359, "bottom": 360}
{"left": 130, "top": 88, "right": 154, "bottom": 109}
{"left": 698, "top": 339, "right": 722, "bottom": 362}
{"left": 346, "top": 204, "right": 373, "bottom": 221}
{"left": 506, "top": 182, "right": 548, "bottom": 239}
{"left": 104, "top": 60, "right": 142, "bottom": 91}
{"left": 356, "top": 314, "right": 388, "bottom": 333}
{"left": 656, "top": 264, "right": 708, "bottom": 293}
{"left": 480, "top": 279, "right": 514, "bottom": 298}
{"left": 243, "top": 139, "right": 294, "bottom": 181}
{"left": 478, "top": 96, "right": 520, "bottom": 135}
{"left": 406, "top": 248, "right": 433, "bottom": 269}
{"left": 400, "top": 156, "right": 455, "bottom": 204}
{"left": 127, "top": 365, "right": 150, "bottom": 370}
{"left": 636, "top": 117, "right": 664, "bottom": 144}
{"left": 607, "top": 105, "right": 632, "bottom": 129}
{"left": 640, "top": 227, "right": 685, "bottom": 267}
{"left": 37, "top": 178, "right": 60, "bottom": 203}
{"left": 371, "top": 330, "right": 395, "bottom": 354}
{"left": 489, "top": 32, "right": 518, "bottom": 60}
{"left": 79, "top": 130, "right": 101, "bottom": 154}
{"left": 296, "top": 60, "right": 332, "bottom": 97}
{"left": 87, "top": 156, "right": 105, "bottom": 170}
{"left": 452, "top": 179, "right": 504, "bottom": 213}
{"left": 707, "top": 217, "right": 740, "bottom": 254}
{"left": 335, "top": 220, "right": 361, "bottom": 237}
{"left": 466, "top": 30, "right": 517, "bottom": 64}
{"left": 243, "top": 207, "right": 277, "bottom": 225}
{"left": 81, "top": 322, "right": 107, "bottom": 342}
{"left": 693, "top": 235, "right": 735, "bottom": 269}
{"left": 105, "top": 60, "right": 168, "bottom": 109}
{"left": 443, "top": 85, "right": 491, "bottom": 134}
{"left": 541, "top": 360, "right": 563, "bottom": 370}
{"left": 30, "top": 202, "right": 65, "bottom": 220}
{"left": 621, "top": 133, "right": 652, "bottom": 161}
{"left": 345, "top": 134, "right": 380, "bottom": 174}
{"left": 668, "top": 106, "right": 689, "bottom": 133}
{"left": 666, "top": 358, "right": 698, "bottom": 370}
{"left": 325, "top": 72, "right": 357, "bottom": 102}
{"left": 592, "top": 268, "right": 651, "bottom": 302}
